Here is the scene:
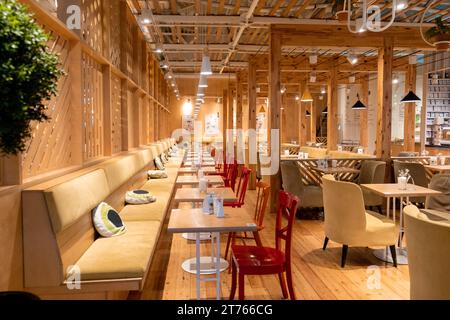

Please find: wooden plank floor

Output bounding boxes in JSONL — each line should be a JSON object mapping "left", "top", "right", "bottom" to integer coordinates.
{"left": 134, "top": 189, "right": 410, "bottom": 300}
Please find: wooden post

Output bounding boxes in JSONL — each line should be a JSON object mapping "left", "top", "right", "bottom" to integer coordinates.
{"left": 222, "top": 88, "right": 228, "bottom": 162}
{"left": 103, "top": 65, "right": 112, "bottom": 156}
{"left": 269, "top": 29, "right": 282, "bottom": 213}
{"left": 236, "top": 72, "right": 243, "bottom": 130}
{"left": 310, "top": 100, "right": 316, "bottom": 143}
{"left": 359, "top": 75, "right": 369, "bottom": 149}
{"left": 299, "top": 81, "right": 307, "bottom": 146}
{"left": 404, "top": 64, "right": 417, "bottom": 152}
{"left": 376, "top": 38, "right": 394, "bottom": 165}
{"left": 420, "top": 57, "right": 429, "bottom": 154}
{"left": 248, "top": 57, "right": 257, "bottom": 190}
{"left": 327, "top": 62, "right": 338, "bottom": 150}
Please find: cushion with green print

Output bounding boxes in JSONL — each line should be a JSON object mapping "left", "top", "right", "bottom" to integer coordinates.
{"left": 92, "top": 202, "right": 126, "bottom": 237}
{"left": 125, "top": 189, "right": 156, "bottom": 204}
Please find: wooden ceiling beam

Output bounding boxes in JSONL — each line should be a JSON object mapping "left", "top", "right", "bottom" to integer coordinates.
{"left": 292, "top": 0, "right": 314, "bottom": 18}
{"left": 272, "top": 24, "right": 434, "bottom": 50}
{"left": 281, "top": 0, "right": 298, "bottom": 18}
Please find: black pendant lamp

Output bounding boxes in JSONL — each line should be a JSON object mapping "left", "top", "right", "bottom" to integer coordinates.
{"left": 352, "top": 94, "right": 367, "bottom": 110}
{"left": 401, "top": 91, "right": 421, "bottom": 103}
{"left": 322, "top": 107, "right": 328, "bottom": 114}
{"left": 306, "top": 110, "right": 311, "bottom": 117}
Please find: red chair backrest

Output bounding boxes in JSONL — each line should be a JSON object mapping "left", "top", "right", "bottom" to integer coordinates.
{"left": 254, "top": 181, "right": 270, "bottom": 229}
{"left": 275, "top": 191, "right": 299, "bottom": 264}
{"left": 235, "top": 166, "right": 252, "bottom": 206}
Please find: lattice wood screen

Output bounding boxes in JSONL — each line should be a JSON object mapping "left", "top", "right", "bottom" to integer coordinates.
{"left": 107, "top": 0, "right": 121, "bottom": 69}
{"left": 82, "top": 52, "right": 104, "bottom": 161}
{"left": 111, "top": 73, "right": 122, "bottom": 154}
{"left": 21, "top": 28, "right": 74, "bottom": 179}
{"left": 81, "top": 0, "right": 103, "bottom": 53}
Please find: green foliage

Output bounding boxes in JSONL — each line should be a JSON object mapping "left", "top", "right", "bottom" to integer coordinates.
{"left": 425, "top": 17, "right": 450, "bottom": 39}
{"left": 0, "top": 0, "right": 63, "bottom": 155}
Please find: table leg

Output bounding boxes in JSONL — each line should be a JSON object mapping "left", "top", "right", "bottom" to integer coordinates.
{"left": 215, "top": 232, "right": 221, "bottom": 300}
{"left": 196, "top": 232, "right": 201, "bottom": 300}
{"left": 386, "top": 197, "right": 390, "bottom": 219}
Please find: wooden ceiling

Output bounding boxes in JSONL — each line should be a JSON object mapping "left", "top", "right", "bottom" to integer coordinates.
{"left": 126, "top": 0, "right": 450, "bottom": 77}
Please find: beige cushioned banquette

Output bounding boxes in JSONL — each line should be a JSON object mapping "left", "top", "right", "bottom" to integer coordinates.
{"left": 23, "top": 138, "right": 182, "bottom": 289}
{"left": 299, "top": 146, "right": 327, "bottom": 158}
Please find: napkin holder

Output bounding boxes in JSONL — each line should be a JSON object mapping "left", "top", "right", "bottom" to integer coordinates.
{"left": 202, "top": 193, "right": 215, "bottom": 215}
{"left": 213, "top": 195, "right": 224, "bottom": 218}
{"left": 199, "top": 177, "right": 208, "bottom": 193}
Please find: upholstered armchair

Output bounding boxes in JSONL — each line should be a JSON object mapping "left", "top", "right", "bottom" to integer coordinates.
{"left": 426, "top": 174, "right": 450, "bottom": 212}
{"left": 322, "top": 175, "right": 398, "bottom": 267}
{"left": 280, "top": 161, "right": 323, "bottom": 209}
{"left": 356, "top": 160, "right": 386, "bottom": 213}
{"left": 404, "top": 205, "right": 450, "bottom": 299}
{"left": 393, "top": 161, "right": 428, "bottom": 205}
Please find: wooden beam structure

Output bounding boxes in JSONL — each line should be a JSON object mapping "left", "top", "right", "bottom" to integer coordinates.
{"left": 269, "top": 29, "right": 282, "bottom": 212}
{"left": 327, "top": 62, "right": 338, "bottom": 151}
{"left": 359, "top": 75, "right": 369, "bottom": 149}
{"left": 376, "top": 38, "right": 394, "bottom": 164}
{"left": 247, "top": 57, "right": 257, "bottom": 190}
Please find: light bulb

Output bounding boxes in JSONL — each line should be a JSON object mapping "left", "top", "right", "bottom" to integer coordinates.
{"left": 396, "top": 0, "right": 408, "bottom": 11}
{"left": 182, "top": 100, "right": 193, "bottom": 116}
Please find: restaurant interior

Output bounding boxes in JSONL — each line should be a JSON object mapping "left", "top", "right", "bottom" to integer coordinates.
{"left": 0, "top": 0, "right": 449, "bottom": 301}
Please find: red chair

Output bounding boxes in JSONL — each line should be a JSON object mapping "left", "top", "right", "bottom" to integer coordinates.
{"left": 224, "top": 181, "right": 270, "bottom": 259}
{"left": 229, "top": 190, "right": 299, "bottom": 300}
{"left": 222, "top": 160, "right": 238, "bottom": 190}
{"left": 224, "top": 166, "right": 251, "bottom": 207}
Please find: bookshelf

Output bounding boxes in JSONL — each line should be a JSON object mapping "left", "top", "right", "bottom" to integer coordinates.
{"left": 426, "top": 71, "right": 450, "bottom": 146}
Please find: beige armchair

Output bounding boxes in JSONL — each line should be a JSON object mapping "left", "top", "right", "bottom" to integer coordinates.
{"left": 426, "top": 174, "right": 450, "bottom": 212}
{"left": 322, "top": 175, "right": 398, "bottom": 267}
{"left": 356, "top": 160, "right": 386, "bottom": 213}
{"left": 404, "top": 205, "right": 450, "bottom": 299}
{"left": 280, "top": 161, "right": 323, "bottom": 209}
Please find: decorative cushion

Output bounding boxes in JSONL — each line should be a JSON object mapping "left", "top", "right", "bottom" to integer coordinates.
{"left": 147, "top": 170, "right": 168, "bottom": 179}
{"left": 125, "top": 190, "right": 156, "bottom": 204}
{"left": 92, "top": 202, "right": 126, "bottom": 237}
{"left": 160, "top": 154, "right": 168, "bottom": 164}
{"left": 154, "top": 157, "right": 165, "bottom": 170}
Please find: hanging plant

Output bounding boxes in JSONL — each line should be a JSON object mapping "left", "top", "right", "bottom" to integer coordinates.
{"left": 425, "top": 17, "right": 450, "bottom": 51}
{"left": 0, "top": 0, "right": 63, "bottom": 155}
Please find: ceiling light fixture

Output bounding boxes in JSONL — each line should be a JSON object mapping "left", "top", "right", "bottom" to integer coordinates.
{"left": 400, "top": 91, "right": 421, "bottom": 103}
{"left": 392, "top": 76, "right": 399, "bottom": 84}
{"left": 352, "top": 94, "right": 367, "bottom": 110}
{"left": 139, "top": 9, "right": 152, "bottom": 25}
{"left": 182, "top": 99, "right": 193, "bottom": 116}
{"left": 396, "top": 0, "right": 408, "bottom": 11}
{"left": 347, "top": 53, "right": 358, "bottom": 65}
{"left": 305, "top": 110, "right": 311, "bottom": 117}
{"left": 199, "top": 76, "right": 208, "bottom": 88}
{"left": 200, "top": 49, "right": 212, "bottom": 76}
{"left": 309, "top": 54, "right": 318, "bottom": 65}
{"left": 310, "top": 72, "right": 317, "bottom": 83}
{"left": 301, "top": 86, "right": 313, "bottom": 102}
{"left": 280, "top": 85, "right": 287, "bottom": 94}
{"left": 154, "top": 44, "right": 163, "bottom": 54}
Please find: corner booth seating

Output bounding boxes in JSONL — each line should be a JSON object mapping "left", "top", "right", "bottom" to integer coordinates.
{"left": 22, "top": 138, "right": 184, "bottom": 299}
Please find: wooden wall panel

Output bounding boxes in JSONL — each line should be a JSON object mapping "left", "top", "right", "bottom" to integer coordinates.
{"left": 21, "top": 28, "right": 74, "bottom": 179}
{"left": 111, "top": 73, "right": 122, "bottom": 154}
{"left": 107, "top": 0, "right": 121, "bottom": 69}
{"left": 82, "top": 52, "right": 104, "bottom": 161}
{"left": 81, "top": 0, "right": 103, "bottom": 53}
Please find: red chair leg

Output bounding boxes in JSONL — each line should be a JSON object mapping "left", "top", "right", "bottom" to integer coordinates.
{"left": 278, "top": 273, "right": 289, "bottom": 299}
{"left": 285, "top": 267, "right": 296, "bottom": 300}
{"left": 253, "top": 231, "right": 263, "bottom": 247}
{"left": 224, "top": 232, "right": 233, "bottom": 259}
{"left": 238, "top": 272, "right": 245, "bottom": 300}
{"left": 229, "top": 260, "right": 237, "bottom": 300}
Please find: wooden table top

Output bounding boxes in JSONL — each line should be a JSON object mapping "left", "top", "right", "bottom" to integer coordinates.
{"left": 183, "top": 161, "right": 216, "bottom": 167}
{"left": 424, "top": 164, "right": 450, "bottom": 172}
{"left": 312, "top": 166, "right": 360, "bottom": 174}
{"left": 176, "top": 175, "right": 224, "bottom": 185}
{"left": 361, "top": 183, "right": 442, "bottom": 197}
{"left": 178, "top": 166, "right": 217, "bottom": 174}
{"left": 174, "top": 187, "right": 237, "bottom": 203}
{"left": 168, "top": 207, "right": 257, "bottom": 233}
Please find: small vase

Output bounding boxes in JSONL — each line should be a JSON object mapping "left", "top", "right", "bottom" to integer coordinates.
{"left": 398, "top": 176, "right": 407, "bottom": 190}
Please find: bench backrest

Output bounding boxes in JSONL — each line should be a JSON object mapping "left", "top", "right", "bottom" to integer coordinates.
{"left": 22, "top": 141, "right": 172, "bottom": 288}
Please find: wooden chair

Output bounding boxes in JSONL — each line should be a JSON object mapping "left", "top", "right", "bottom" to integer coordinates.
{"left": 224, "top": 166, "right": 251, "bottom": 208}
{"left": 229, "top": 190, "right": 299, "bottom": 300}
{"left": 224, "top": 181, "right": 270, "bottom": 259}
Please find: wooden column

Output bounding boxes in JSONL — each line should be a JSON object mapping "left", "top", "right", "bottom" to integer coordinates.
{"left": 248, "top": 57, "right": 257, "bottom": 190}
{"left": 299, "top": 81, "right": 307, "bottom": 146}
{"left": 376, "top": 38, "right": 394, "bottom": 164}
{"left": 310, "top": 100, "right": 316, "bottom": 143}
{"left": 359, "top": 75, "right": 369, "bottom": 149}
{"left": 327, "top": 62, "right": 338, "bottom": 150}
{"left": 404, "top": 64, "right": 417, "bottom": 152}
{"left": 269, "top": 30, "right": 282, "bottom": 212}
{"left": 236, "top": 72, "right": 243, "bottom": 130}
{"left": 420, "top": 57, "right": 429, "bottom": 154}
{"left": 222, "top": 88, "right": 228, "bottom": 162}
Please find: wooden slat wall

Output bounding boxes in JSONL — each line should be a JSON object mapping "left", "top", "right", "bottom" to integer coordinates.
{"left": 0, "top": 0, "right": 174, "bottom": 291}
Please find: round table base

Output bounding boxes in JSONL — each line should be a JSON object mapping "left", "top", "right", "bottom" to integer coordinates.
{"left": 181, "top": 257, "right": 229, "bottom": 275}
{"left": 373, "top": 248, "right": 408, "bottom": 265}
{"left": 182, "top": 232, "right": 211, "bottom": 241}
